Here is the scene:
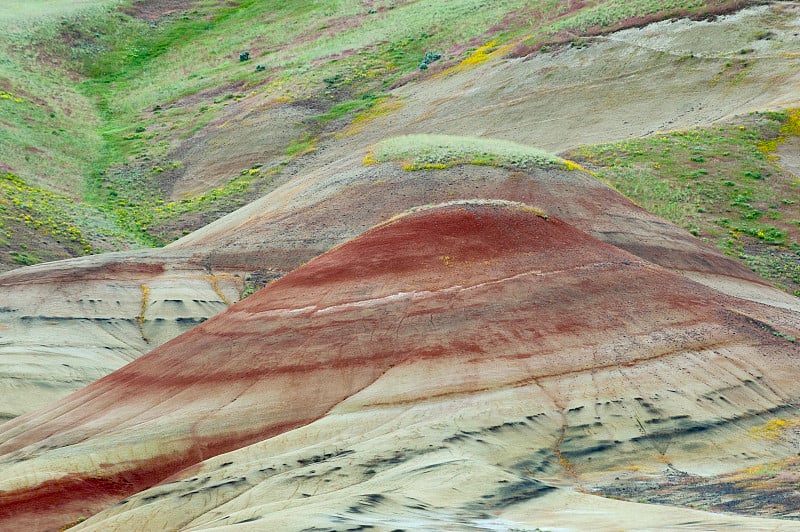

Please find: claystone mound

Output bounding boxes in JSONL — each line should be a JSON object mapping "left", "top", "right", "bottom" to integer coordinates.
{"left": 0, "top": 201, "right": 798, "bottom": 530}
{"left": 3, "top": 156, "right": 789, "bottom": 424}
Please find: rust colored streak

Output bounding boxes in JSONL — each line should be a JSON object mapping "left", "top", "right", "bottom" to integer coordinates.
{"left": 191, "top": 165, "right": 759, "bottom": 285}
{"left": 239, "top": 206, "right": 623, "bottom": 314}
{"left": 0, "top": 260, "right": 167, "bottom": 287}
{"left": 0, "top": 419, "right": 310, "bottom": 531}
{"left": 0, "top": 203, "right": 793, "bottom": 529}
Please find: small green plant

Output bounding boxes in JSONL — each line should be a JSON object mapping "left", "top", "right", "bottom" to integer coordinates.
{"left": 59, "top": 516, "right": 86, "bottom": 531}
{"left": 9, "top": 250, "right": 40, "bottom": 266}
{"left": 285, "top": 134, "right": 317, "bottom": 156}
{"left": 418, "top": 51, "right": 441, "bottom": 70}
{"left": 774, "top": 331, "right": 797, "bottom": 343}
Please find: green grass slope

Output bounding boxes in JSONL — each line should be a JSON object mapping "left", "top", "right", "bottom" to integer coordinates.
{"left": 0, "top": 1, "right": 147, "bottom": 265}
{"left": 569, "top": 110, "right": 800, "bottom": 295}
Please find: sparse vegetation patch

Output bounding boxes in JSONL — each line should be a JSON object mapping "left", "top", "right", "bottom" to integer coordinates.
{"left": 0, "top": 172, "right": 141, "bottom": 269}
{"left": 570, "top": 111, "right": 800, "bottom": 295}
{"left": 367, "top": 135, "right": 567, "bottom": 171}
{"left": 0, "top": 0, "right": 761, "bottom": 271}
{"left": 91, "top": 163, "right": 278, "bottom": 245}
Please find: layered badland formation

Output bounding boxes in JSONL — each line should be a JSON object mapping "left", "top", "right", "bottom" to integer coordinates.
{"left": 1, "top": 1, "right": 799, "bottom": 530}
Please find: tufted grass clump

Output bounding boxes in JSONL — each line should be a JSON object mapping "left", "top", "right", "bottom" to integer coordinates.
{"left": 367, "top": 134, "right": 567, "bottom": 171}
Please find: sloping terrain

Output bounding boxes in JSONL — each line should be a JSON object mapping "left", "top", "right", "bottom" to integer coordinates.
{"left": 0, "top": 257, "right": 239, "bottom": 422}
{"left": 2, "top": 2, "right": 799, "bottom": 422}
{"left": 0, "top": 202, "right": 799, "bottom": 530}
{"left": 5, "top": 157, "right": 798, "bottom": 420}
{"left": 2, "top": 0, "right": 798, "bottom": 271}
{"left": 0, "top": 1, "right": 799, "bottom": 530}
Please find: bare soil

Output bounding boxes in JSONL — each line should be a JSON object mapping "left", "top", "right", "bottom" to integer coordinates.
{"left": 777, "top": 137, "right": 800, "bottom": 178}
{"left": 2, "top": 4, "right": 800, "bottom": 529}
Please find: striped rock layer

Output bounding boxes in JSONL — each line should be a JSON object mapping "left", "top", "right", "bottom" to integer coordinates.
{"left": 1, "top": 202, "right": 798, "bottom": 530}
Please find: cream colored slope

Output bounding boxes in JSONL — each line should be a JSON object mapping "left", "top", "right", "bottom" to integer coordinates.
{"left": 27, "top": 204, "right": 793, "bottom": 531}
{"left": 0, "top": 201, "right": 800, "bottom": 529}
{"left": 2, "top": 202, "right": 798, "bottom": 529}
{"left": 383, "top": 3, "right": 800, "bottom": 152}
{"left": 76, "top": 343, "right": 800, "bottom": 531}
{"left": 0, "top": 254, "right": 239, "bottom": 421}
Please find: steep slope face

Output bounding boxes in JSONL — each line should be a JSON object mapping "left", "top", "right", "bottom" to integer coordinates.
{"left": 2, "top": 1, "right": 797, "bottom": 273}
{"left": 386, "top": 3, "right": 800, "bottom": 152}
{"left": 0, "top": 202, "right": 798, "bottom": 530}
{"left": 4, "top": 160, "right": 795, "bottom": 421}
{"left": 125, "top": 1, "right": 800, "bottom": 205}
{"left": 171, "top": 156, "right": 777, "bottom": 295}
{"left": 2, "top": 159, "right": 797, "bottom": 422}
{"left": 1, "top": 2, "right": 798, "bottom": 423}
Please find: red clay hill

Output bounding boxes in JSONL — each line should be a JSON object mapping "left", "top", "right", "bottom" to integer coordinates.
{"left": 1, "top": 201, "right": 798, "bottom": 530}
{"left": 6, "top": 160, "right": 794, "bottom": 424}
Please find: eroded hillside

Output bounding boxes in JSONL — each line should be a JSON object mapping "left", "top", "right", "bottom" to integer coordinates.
{"left": 2, "top": 201, "right": 800, "bottom": 530}
{"left": 0, "top": 1, "right": 799, "bottom": 530}
{"left": 2, "top": 0, "right": 796, "bottom": 269}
